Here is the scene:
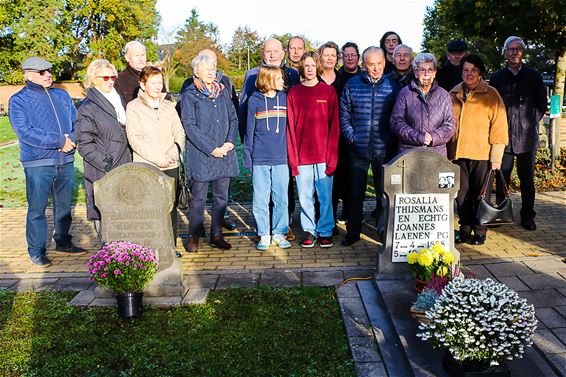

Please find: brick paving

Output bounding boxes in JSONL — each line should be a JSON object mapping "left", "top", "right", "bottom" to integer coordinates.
{"left": 1, "top": 192, "right": 565, "bottom": 376}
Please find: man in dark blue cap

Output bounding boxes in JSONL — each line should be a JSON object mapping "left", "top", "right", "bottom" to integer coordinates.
{"left": 436, "top": 39, "right": 468, "bottom": 91}
{"left": 9, "top": 56, "right": 86, "bottom": 267}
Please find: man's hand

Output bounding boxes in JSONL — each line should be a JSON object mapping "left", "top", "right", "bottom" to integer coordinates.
{"left": 61, "top": 136, "right": 76, "bottom": 153}
{"left": 491, "top": 162, "right": 501, "bottom": 170}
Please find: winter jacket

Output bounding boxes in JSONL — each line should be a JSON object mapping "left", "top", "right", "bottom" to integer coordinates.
{"left": 114, "top": 64, "right": 142, "bottom": 104}
{"left": 339, "top": 72, "right": 400, "bottom": 161}
{"left": 238, "top": 63, "right": 300, "bottom": 140}
{"left": 178, "top": 72, "right": 239, "bottom": 118}
{"left": 390, "top": 70, "right": 415, "bottom": 89}
{"left": 287, "top": 82, "right": 340, "bottom": 176}
{"left": 126, "top": 90, "right": 186, "bottom": 170}
{"left": 390, "top": 80, "right": 456, "bottom": 157}
{"left": 489, "top": 65, "right": 547, "bottom": 154}
{"left": 9, "top": 81, "right": 76, "bottom": 168}
{"left": 179, "top": 83, "right": 240, "bottom": 182}
{"left": 76, "top": 88, "right": 132, "bottom": 220}
{"left": 448, "top": 79, "right": 508, "bottom": 163}
{"left": 436, "top": 62, "right": 462, "bottom": 92}
{"left": 243, "top": 90, "right": 288, "bottom": 169}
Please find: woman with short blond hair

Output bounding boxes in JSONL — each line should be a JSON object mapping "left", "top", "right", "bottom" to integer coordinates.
{"left": 76, "top": 59, "right": 132, "bottom": 244}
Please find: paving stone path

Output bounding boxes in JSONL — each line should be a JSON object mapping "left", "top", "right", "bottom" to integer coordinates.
{"left": 1, "top": 192, "right": 565, "bottom": 376}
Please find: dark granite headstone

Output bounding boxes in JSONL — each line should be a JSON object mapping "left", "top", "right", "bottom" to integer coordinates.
{"left": 94, "top": 162, "right": 184, "bottom": 297}
{"left": 378, "top": 150, "right": 460, "bottom": 280}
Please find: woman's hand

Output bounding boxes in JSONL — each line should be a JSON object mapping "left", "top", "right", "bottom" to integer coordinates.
{"left": 211, "top": 147, "right": 227, "bottom": 158}
{"left": 491, "top": 162, "right": 502, "bottom": 170}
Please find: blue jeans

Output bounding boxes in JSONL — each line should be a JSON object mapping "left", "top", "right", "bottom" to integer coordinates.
{"left": 24, "top": 162, "right": 74, "bottom": 257}
{"left": 296, "top": 163, "right": 334, "bottom": 237}
{"left": 253, "top": 164, "right": 289, "bottom": 236}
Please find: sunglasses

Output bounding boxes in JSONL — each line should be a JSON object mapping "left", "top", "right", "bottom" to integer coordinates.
{"left": 98, "top": 75, "right": 117, "bottom": 81}
{"left": 27, "top": 69, "right": 51, "bottom": 76}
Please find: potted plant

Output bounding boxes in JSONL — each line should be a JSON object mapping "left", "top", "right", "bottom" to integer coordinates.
{"left": 411, "top": 288, "right": 438, "bottom": 325}
{"left": 407, "top": 242, "right": 456, "bottom": 292}
{"left": 418, "top": 278, "right": 538, "bottom": 377}
{"left": 88, "top": 241, "right": 159, "bottom": 318}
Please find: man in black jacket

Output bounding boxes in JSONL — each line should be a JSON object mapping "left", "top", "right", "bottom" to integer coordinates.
{"left": 436, "top": 39, "right": 468, "bottom": 92}
{"left": 490, "top": 36, "right": 547, "bottom": 231}
{"left": 114, "top": 41, "right": 148, "bottom": 104}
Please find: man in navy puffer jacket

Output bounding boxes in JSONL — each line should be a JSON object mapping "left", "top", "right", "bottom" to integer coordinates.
{"left": 339, "top": 47, "right": 399, "bottom": 245}
{"left": 9, "top": 57, "right": 86, "bottom": 267}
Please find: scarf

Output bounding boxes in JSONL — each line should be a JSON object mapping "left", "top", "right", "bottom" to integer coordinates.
{"left": 97, "top": 87, "right": 126, "bottom": 125}
{"left": 194, "top": 78, "right": 224, "bottom": 99}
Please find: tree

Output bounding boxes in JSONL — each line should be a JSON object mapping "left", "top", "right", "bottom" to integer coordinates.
{"left": 423, "top": 0, "right": 566, "bottom": 102}
{"left": 228, "top": 26, "right": 263, "bottom": 71}
{"left": 0, "top": 0, "right": 160, "bottom": 84}
{"left": 173, "top": 8, "right": 229, "bottom": 77}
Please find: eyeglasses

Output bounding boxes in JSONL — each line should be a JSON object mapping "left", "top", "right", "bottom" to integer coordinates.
{"left": 417, "top": 68, "right": 435, "bottom": 75}
{"left": 505, "top": 47, "right": 524, "bottom": 53}
{"left": 98, "top": 75, "right": 117, "bottom": 81}
{"left": 344, "top": 54, "right": 358, "bottom": 59}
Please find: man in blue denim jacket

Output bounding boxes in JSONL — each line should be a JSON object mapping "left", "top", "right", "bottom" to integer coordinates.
{"left": 9, "top": 57, "right": 86, "bottom": 267}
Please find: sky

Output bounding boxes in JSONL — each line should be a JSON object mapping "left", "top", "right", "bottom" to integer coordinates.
{"left": 156, "top": 0, "right": 435, "bottom": 53}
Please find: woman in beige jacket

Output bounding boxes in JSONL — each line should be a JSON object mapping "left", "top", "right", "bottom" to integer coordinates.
{"left": 449, "top": 54, "right": 508, "bottom": 246}
{"left": 126, "top": 66, "right": 186, "bottom": 245}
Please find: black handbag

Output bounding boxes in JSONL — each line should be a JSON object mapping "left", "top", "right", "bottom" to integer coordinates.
{"left": 175, "top": 142, "right": 191, "bottom": 210}
{"left": 476, "top": 169, "right": 514, "bottom": 225}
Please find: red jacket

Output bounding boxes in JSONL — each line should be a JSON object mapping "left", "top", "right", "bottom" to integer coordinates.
{"left": 286, "top": 81, "right": 340, "bottom": 176}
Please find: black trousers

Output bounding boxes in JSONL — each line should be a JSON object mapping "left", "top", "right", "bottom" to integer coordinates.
{"left": 497, "top": 150, "right": 536, "bottom": 222}
{"left": 454, "top": 159, "right": 489, "bottom": 236}
{"left": 346, "top": 152, "right": 387, "bottom": 237}
{"left": 163, "top": 167, "right": 179, "bottom": 245}
{"left": 332, "top": 138, "right": 351, "bottom": 221}
{"left": 189, "top": 177, "right": 230, "bottom": 237}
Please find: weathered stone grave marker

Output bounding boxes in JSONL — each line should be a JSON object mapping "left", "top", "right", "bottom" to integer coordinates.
{"left": 378, "top": 150, "right": 460, "bottom": 280}
{"left": 94, "top": 162, "right": 184, "bottom": 298}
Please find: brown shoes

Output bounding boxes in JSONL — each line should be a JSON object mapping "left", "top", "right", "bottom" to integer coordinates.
{"left": 187, "top": 236, "right": 199, "bottom": 253}
{"left": 210, "top": 235, "right": 231, "bottom": 250}
{"left": 286, "top": 228, "right": 296, "bottom": 241}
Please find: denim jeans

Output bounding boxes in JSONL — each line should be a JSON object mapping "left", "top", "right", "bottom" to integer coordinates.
{"left": 24, "top": 162, "right": 74, "bottom": 257}
{"left": 295, "top": 163, "right": 334, "bottom": 237}
{"left": 253, "top": 164, "right": 289, "bottom": 236}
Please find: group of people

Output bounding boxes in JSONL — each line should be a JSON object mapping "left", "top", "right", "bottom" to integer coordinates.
{"left": 9, "top": 30, "right": 547, "bottom": 266}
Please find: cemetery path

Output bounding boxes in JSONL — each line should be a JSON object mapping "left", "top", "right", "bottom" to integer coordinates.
{"left": 1, "top": 192, "right": 565, "bottom": 376}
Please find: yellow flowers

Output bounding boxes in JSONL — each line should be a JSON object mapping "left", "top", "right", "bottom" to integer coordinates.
{"left": 407, "top": 242, "right": 457, "bottom": 281}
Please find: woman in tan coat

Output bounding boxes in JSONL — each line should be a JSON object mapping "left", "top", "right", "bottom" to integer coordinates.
{"left": 126, "top": 66, "right": 186, "bottom": 245}
{"left": 448, "top": 54, "right": 508, "bottom": 246}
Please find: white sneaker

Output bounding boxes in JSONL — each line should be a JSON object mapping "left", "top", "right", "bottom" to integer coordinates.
{"left": 256, "top": 235, "right": 271, "bottom": 251}
{"left": 272, "top": 234, "right": 291, "bottom": 249}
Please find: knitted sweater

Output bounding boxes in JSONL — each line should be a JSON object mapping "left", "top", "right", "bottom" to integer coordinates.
{"left": 287, "top": 81, "right": 340, "bottom": 176}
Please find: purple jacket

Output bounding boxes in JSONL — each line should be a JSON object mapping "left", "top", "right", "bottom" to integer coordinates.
{"left": 390, "top": 80, "right": 456, "bottom": 157}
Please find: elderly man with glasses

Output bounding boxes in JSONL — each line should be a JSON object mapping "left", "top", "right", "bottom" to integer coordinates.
{"left": 9, "top": 56, "right": 86, "bottom": 267}
{"left": 490, "top": 36, "right": 547, "bottom": 231}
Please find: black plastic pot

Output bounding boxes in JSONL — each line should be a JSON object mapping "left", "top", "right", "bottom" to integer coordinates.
{"left": 115, "top": 292, "right": 143, "bottom": 318}
{"left": 442, "top": 350, "right": 511, "bottom": 377}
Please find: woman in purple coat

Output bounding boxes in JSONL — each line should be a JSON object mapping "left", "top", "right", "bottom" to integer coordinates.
{"left": 390, "top": 53, "right": 456, "bottom": 157}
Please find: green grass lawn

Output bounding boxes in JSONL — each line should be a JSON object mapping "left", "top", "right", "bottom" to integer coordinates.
{"left": 0, "top": 117, "right": 16, "bottom": 143}
{"left": 0, "top": 287, "right": 355, "bottom": 377}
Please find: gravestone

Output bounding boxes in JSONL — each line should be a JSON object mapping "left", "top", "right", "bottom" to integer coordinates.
{"left": 378, "top": 150, "right": 460, "bottom": 280}
{"left": 94, "top": 162, "right": 184, "bottom": 297}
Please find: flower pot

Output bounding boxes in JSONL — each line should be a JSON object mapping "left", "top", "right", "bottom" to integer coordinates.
{"left": 410, "top": 306, "right": 431, "bottom": 325}
{"left": 442, "top": 350, "right": 510, "bottom": 377}
{"left": 414, "top": 278, "right": 430, "bottom": 293}
{"left": 116, "top": 292, "right": 143, "bottom": 318}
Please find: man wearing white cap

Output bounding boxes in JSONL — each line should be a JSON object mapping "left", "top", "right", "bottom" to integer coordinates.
{"left": 490, "top": 36, "right": 547, "bottom": 231}
{"left": 9, "top": 56, "right": 86, "bottom": 267}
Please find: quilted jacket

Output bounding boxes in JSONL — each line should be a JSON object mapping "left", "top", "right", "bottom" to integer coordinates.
{"left": 339, "top": 72, "right": 400, "bottom": 160}
{"left": 390, "top": 80, "right": 456, "bottom": 157}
